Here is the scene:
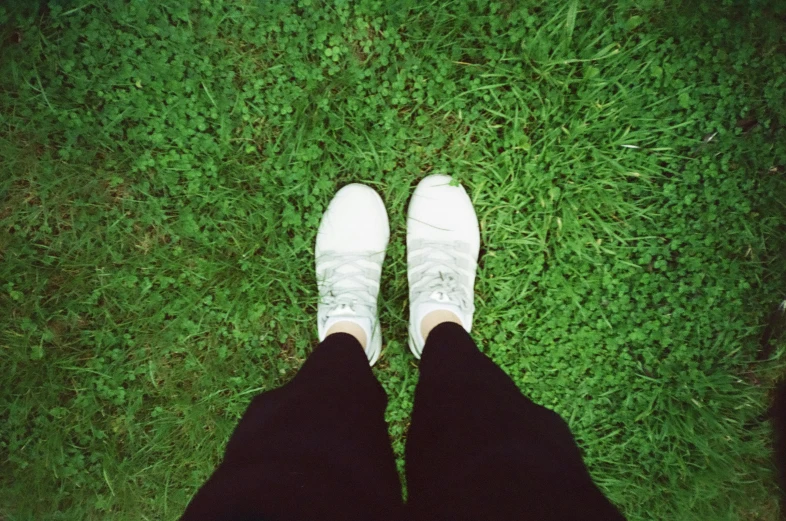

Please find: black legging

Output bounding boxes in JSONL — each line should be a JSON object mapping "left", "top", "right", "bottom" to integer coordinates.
{"left": 180, "top": 322, "right": 625, "bottom": 521}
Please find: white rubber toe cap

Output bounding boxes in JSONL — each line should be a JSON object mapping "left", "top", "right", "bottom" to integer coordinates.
{"left": 407, "top": 174, "right": 480, "bottom": 258}
{"left": 316, "top": 184, "right": 390, "bottom": 256}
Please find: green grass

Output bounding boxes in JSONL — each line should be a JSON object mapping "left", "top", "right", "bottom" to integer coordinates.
{"left": 2, "top": 0, "right": 786, "bottom": 519}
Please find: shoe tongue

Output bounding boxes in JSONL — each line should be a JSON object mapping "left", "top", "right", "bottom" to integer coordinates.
{"left": 430, "top": 290, "right": 455, "bottom": 303}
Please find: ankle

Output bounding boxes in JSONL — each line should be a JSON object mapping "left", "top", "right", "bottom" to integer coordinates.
{"left": 420, "top": 310, "right": 462, "bottom": 342}
{"left": 326, "top": 321, "right": 368, "bottom": 350}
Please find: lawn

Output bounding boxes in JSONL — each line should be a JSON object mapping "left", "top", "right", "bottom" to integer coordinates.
{"left": 2, "top": 0, "right": 786, "bottom": 520}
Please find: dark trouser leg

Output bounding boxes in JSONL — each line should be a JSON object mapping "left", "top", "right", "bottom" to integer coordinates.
{"left": 180, "top": 333, "right": 403, "bottom": 521}
{"left": 405, "top": 322, "right": 625, "bottom": 521}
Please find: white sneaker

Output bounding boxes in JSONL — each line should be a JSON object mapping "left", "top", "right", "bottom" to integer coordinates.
{"left": 407, "top": 174, "right": 480, "bottom": 358}
{"left": 315, "top": 184, "right": 390, "bottom": 365}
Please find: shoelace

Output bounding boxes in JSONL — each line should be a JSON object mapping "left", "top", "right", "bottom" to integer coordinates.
{"left": 408, "top": 240, "right": 474, "bottom": 313}
{"left": 318, "top": 251, "right": 380, "bottom": 319}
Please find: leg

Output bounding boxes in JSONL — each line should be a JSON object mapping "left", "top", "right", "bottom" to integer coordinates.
{"left": 404, "top": 175, "right": 623, "bottom": 520}
{"left": 405, "top": 322, "right": 625, "bottom": 521}
{"left": 181, "top": 182, "right": 399, "bottom": 520}
{"left": 180, "top": 332, "right": 403, "bottom": 521}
